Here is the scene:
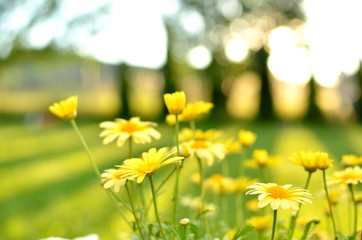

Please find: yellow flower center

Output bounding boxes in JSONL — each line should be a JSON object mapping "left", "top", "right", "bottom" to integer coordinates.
{"left": 341, "top": 173, "right": 357, "bottom": 182}
{"left": 268, "top": 186, "right": 289, "bottom": 199}
{"left": 120, "top": 122, "right": 141, "bottom": 133}
{"left": 191, "top": 140, "right": 208, "bottom": 149}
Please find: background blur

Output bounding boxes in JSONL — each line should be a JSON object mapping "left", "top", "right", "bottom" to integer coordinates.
{"left": 1, "top": 0, "right": 362, "bottom": 239}
{"left": 1, "top": 0, "right": 362, "bottom": 122}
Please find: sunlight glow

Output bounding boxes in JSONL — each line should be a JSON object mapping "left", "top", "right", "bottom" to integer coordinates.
{"left": 303, "top": 0, "right": 362, "bottom": 87}
{"left": 267, "top": 26, "right": 312, "bottom": 85}
{"left": 180, "top": 9, "right": 205, "bottom": 35}
{"left": 24, "top": 18, "right": 64, "bottom": 49}
{"left": 225, "top": 72, "right": 261, "bottom": 119}
{"left": 186, "top": 45, "right": 212, "bottom": 69}
{"left": 267, "top": 26, "right": 296, "bottom": 52}
{"left": 83, "top": 0, "right": 167, "bottom": 68}
{"left": 217, "top": 0, "right": 243, "bottom": 20}
{"left": 224, "top": 35, "right": 249, "bottom": 63}
{"left": 270, "top": 80, "right": 310, "bottom": 120}
{"left": 268, "top": 47, "right": 312, "bottom": 85}
{"left": 8, "top": 0, "right": 169, "bottom": 69}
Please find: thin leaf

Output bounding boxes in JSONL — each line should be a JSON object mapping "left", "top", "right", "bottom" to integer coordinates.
{"left": 232, "top": 225, "right": 254, "bottom": 240}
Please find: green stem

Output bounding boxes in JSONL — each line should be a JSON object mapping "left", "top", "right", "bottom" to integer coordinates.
{"left": 175, "top": 114, "right": 180, "bottom": 154}
{"left": 322, "top": 170, "right": 338, "bottom": 240}
{"left": 182, "top": 226, "right": 187, "bottom": 240}
{"left": 348, "top": 184, "right": 357, "bottom": 239}
{"left": 289, "top": 171, "right": 313, "bottom": 238}
{"left": 70, "top": 120, "right": 132, "bottom": 227}
{"left": 271, "top": 210, "right": 278, "bottom": 240}
{"left": 196, "top": 156, "right": 210, "bottom": 236}
{"left": 125, "top": 183, "right": 145, "bottom": 240}
{"left": 173, "top": 114, "right": 181, "bottom": 229}
{"left": 146, "top": 167, "right": 177, "bottom": 215}
{"left": 149, "top": 175, "right": 166, "bottom": 240}
{"left": 70, "top": 120, "right": 101, "bottom": 177}
{"left": 158, "top": 167, "right": 177, "bottom": 193}
{"left": 300, "top": 219, "right": 319, "bottom": 240}
{"left": 303, "top": 171, "right": 313, "bottom": 191}
{"left": 139, "top": 182, "right": 146, "bottom": 214}
{"left": 103, "top": 188, "right": 133, "bottom": 229}
{"left": 173, "top": 166, "right": 181, "bottom": 229}
{"left": 197, "top": 157, "right": 205, "bottom": 207}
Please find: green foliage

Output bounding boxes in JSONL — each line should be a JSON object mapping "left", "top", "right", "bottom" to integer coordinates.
{"left": 232, "top": 225, "right": 254, "bottom": 240}
{"left": 2, "top": 119, "right": 362, "bottom": 239}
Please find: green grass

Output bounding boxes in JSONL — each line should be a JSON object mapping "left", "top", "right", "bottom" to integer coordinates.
{"left": 1, "top": 118, "right": 362, "bottom": 239}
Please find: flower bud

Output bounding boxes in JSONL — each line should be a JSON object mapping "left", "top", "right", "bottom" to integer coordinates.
{"left": 179, "top": 218, "right": 190, "bottom": 226}
{"left": 164, "top": 91, "right": 186, "bottom": 115}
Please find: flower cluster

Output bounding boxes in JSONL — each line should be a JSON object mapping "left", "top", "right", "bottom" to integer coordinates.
{"left": 48, "top": 94, "right": 362, "bottom": 240}
{"left": 102, "top": 147, "right": 184, "bottom": 191}
{"left": 290, "top": 150, "right": 333, "bottom": 173}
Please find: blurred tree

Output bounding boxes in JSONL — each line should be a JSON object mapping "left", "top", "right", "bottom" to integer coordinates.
{"left": 356, "top": 65, "right": 362, "bottom": 122}
{"left": 118, "top": 63, "right": 130, "bottom": 118}
{"left": 1, "top": 0, "right": 338, "bottom": 122}
{"left": 306, "top": 79, "right": 323, "bottom": 122}
{"left": 0, "top": 0, "right": 110, "bottom": 58}
{"left": 253, "top": 48, "right": 274, "bottom": 120}
{"left": 165, "top": 0, "right": 304, "bottom": 120}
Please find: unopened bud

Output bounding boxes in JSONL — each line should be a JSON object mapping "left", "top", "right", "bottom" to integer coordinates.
{"left": 180, "top": 218, "right": 190, "bottom": 226}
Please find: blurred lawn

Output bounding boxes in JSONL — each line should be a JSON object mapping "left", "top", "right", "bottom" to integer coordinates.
{"left": 1, "top": 118, "right": 362, "bottom": 239}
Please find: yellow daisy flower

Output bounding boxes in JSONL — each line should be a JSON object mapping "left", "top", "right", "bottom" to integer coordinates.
{"left": 290, "top": 151, "right": 318, "bottom": 173}
{"left": 99, "top": 117, "right": 161, "bottom": 147}
{"left": 252, "top": 149, "right": 269, "bottom": 165}
{"left": 342, "top": 154, "right": 362, "bottom": 167}
{"left": 180, "top": 139, "right": 227, "bottom": 166}
{"left": 163, "top": 91, "right": 186, "bottom": 115}
{"left": 181, "top": 101, "right": 214, "bottom": 120}
{"left": 246, "top": 183, "right": 312, "bottom": 210}
{"left": 328, "top": 166, "right": 362, "bottom": 185}
{"left": 101, "top": 168, "right": 127, "bottom": 192}
{"left": 49, "top": 95, "right": 78, "bottom": 120}
{"left": 246, "top": 215, "right": 272, "bottom": 231}
{"left": 116, "top": 147, "right": 184, "bottom": 183}
{"left": 178, "top": 128, "right": 221, "bottom": 142}
{"left": 238, "top": 130, "right": 257, "bottom": 148}
{"left": 225, "top": 139, "right": 241, "bottom": 153}
{"left": 244, "top": 149, "right": 280, "bottom": 169}
{"left": 290, "top": 151, "right": 332, "bottom": 172}
{"left": 166, "top": 101, "right": 214, "bottom": 124}
{"left": 178, "top": 128, "right": 194, "bottom": 141}
{"left": 204, "top": 174, "right": 236, "bottom": 195}
{"left": 315, "top": 151, "right": 332, "bottom": 170}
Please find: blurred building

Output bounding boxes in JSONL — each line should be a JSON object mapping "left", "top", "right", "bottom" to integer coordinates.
{"left": 0, "top": 52, "right": 120, "bottom": 118}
